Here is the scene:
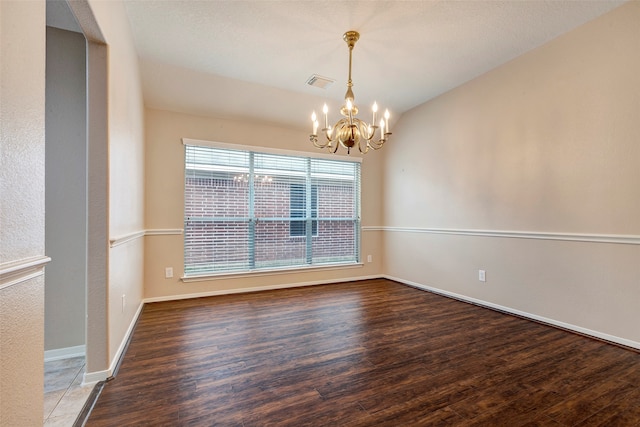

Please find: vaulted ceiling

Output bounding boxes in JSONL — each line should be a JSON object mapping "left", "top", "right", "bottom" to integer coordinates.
{"left": 119, "top": 1, "right": 625, "bottom": 130}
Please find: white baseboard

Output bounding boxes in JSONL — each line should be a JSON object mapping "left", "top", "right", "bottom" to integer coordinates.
{"left": 84, "top": 273, "right": 638, "bottom": 386}
{"left": 82, "top": 369, "right": 108, "bottom": 384}
{"left": 385, "top": 275, "right": 640, "bottom": 351}
{"left": 83, "top": 277, "right": 376, "bottom": 383}
{"left": 44, "top": 345, "right": 86, "bottom": 362}
{"left": 145, "top": 274, "right": 382, "bottom": 303}
{"left": 82, "top": 300, "right": 145, "bottom": 385}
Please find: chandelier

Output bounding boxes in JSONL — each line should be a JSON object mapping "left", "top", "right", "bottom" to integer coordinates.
{"left": 310, "top": 31, "right": 391, "bottom": 154}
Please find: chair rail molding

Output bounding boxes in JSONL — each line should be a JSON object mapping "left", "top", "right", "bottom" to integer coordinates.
{"left": 380, "top": 226, "right": 640, "bottom": 245}
{"left": 0, "top": 255, "right": 52, "bottom": 290}
{"left": 109, "top": 229, "right": 184, "bottom": 247}
{"left": 145, "top": 228, "right": 183, "bottom": 236}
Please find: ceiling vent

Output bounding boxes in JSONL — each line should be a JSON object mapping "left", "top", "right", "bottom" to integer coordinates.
{"left": 306, "top": 74, "right": 335, "bottom": 89}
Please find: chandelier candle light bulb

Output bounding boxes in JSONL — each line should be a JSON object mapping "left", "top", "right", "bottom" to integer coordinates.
{"left": 372, "top": 102, "right": 378, "bottom": 125}
{"left": 323, "top": 104, "right": 329, "bottom": 129}
{"left": 309, "top": 30, "right": 391, "bottom": 154}
{"left": 385, "top": 109, "right": 390, "bottom": 133}
{"left": 311, "top": 111, "right": 318, "bottom": 135}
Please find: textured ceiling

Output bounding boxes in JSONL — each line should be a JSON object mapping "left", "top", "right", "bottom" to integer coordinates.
{"left": 123, "top": 0, "right": 625, "bottom": 130}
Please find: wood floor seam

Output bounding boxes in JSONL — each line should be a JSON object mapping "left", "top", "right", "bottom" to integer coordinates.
{"left": 86, "top": 279, "right": 640, "bottom": 426}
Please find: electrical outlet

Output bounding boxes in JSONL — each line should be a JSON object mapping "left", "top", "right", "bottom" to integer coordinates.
{"left": 165, "top": 267, "right": 173, "bottom": 278}
{"left": 478, "top": 270, "right": 486, "bottom": 282}
{"left": 367, "top": 254, "right": 372, "bottom": 263}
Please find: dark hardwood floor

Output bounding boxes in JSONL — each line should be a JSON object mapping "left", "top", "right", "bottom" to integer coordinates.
{"left": 87, "top": 279, "right": 640, "bottom": 426}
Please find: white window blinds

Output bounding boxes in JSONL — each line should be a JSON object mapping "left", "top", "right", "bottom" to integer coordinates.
{"left": 184, "top": 144, "right": 361, "bottom": 276}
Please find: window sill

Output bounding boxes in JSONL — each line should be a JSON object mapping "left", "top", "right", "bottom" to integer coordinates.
{"left": 181, "top": 262, "right": 364, "bottom": 283}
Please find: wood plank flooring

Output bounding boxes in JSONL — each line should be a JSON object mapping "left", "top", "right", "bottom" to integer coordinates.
{"left": 87, "top": 279, "right": 640, "bottom": 426}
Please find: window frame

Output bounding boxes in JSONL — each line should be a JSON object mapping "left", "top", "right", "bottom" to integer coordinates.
{"left": 182, "top": 138, "right": 362, "bottom": 278}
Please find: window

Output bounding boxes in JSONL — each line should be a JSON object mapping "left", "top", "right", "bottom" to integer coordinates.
{"left": 184, "top": 143, "right": 361, "bottom": 276}
{"left": 289, "top": 184, "right": 317, "bottom": 237}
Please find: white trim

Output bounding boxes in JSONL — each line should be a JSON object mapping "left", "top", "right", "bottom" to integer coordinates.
{"left": 182, "top": 138, "right": 362, "bottom": 163}
{"left": 44, "top": 345, "right": 86, "bottom": 362}
{"left": 83, "top": 369, "right": 109, "bottom": 385}
{"left": 380, "top": 226, "right": 640, "bottom": 245}
{"left": 181, "top": 262, "right": 364, "bottom": 282}
{"left": 82, "top": 299, "right": 145, "bottom": 385}
{"left": 362, "top": 226, "right": 383, "bottom": 232}
{"left": 0, "top": 256, "right": 51, "bottom": 291}
{"left": 385, "top": 275, "right": 640, "bottom": 351}
{"left": 145, "top": 228, "right": 183, "bottom": 236}
{"left": 109, "top": 231, "right": 145, "bottom": 247}
{"left": 147, "top": 274, "right": 380, "bottom": 303}
{"left": 108, "top": 300, "right": 144, "bottom": 375}
{"left": 109, "top": 229, "right": 184, "bottom": 247}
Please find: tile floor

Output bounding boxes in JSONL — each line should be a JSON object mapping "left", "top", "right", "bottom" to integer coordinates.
{"left": 44, "top": 356, "right": 95, "bottom": 426}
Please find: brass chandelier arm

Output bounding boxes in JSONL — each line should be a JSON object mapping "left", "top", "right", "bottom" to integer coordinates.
{"left": 310, "top": 134, "right": 340, "bottom": 154}
{"left": 309, "top": 134, "right": 330, "bottom": 149}
{"left": 309, "top": 30, "right": 390, "bottom": 155}
{"left": 353, "top": 118, "right": 389, "bottom": 153}
{"left": 311, "top": 117, "right": 389, "bottom": 154}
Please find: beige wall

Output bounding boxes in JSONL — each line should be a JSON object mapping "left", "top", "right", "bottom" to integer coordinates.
{"left": 144, "top": 108, "right": 383, "bottom": 299}
{"left": 0, "top": 0, "right": 144, "bottom": 408}
{"left": 0, "top": 1, "right": 47, "bottom": 424}
{"left": 384, "top": 2, "right": 640, "bottom": 347}
{"left": 86, "top": 0, "right": 146, "bottom": 374}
